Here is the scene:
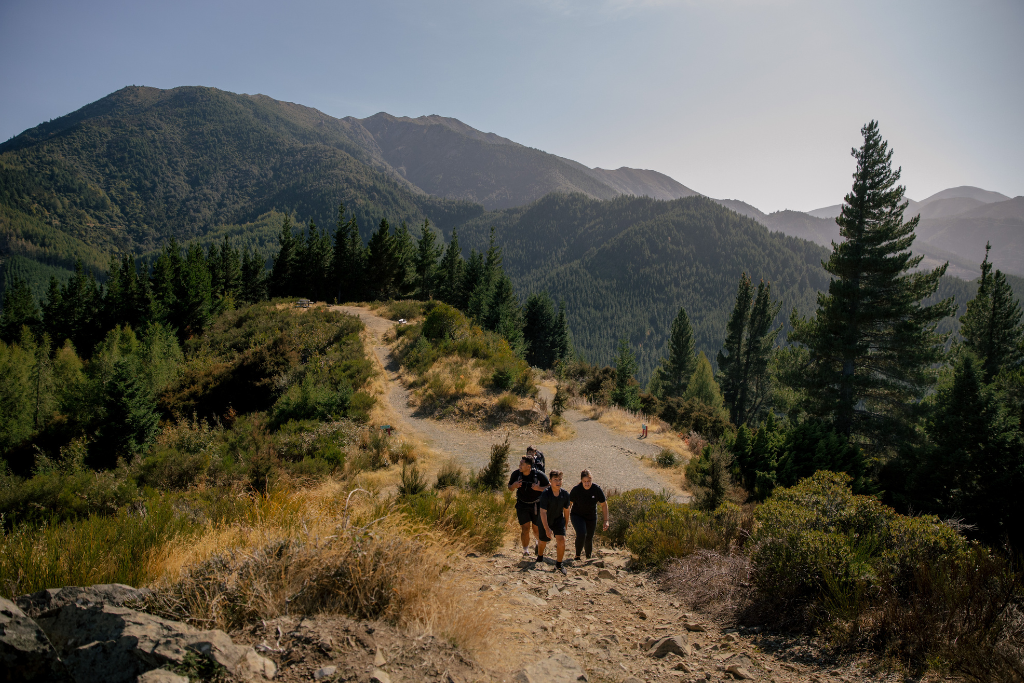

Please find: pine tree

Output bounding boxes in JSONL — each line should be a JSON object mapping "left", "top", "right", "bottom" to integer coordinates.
{"left": 394, "top": 221, "right": 417, "bottom": 296}
{"left": 240, "top": 249, "right": 266, "bottom": 303}
{"left": 611, "top": 338, "right": 641, "bottom": 410}
{"left": 93, "top": 358, "right": 160, "bottom": 468}
{"left": 717, "top": 274, "right": 752, "bottom": 420}
{"left": 150, "top": 239, "right": 182, "bottom": 323}
{"left": 331, "top": 205, "right": 364, "bottom": 303}
{"left": 524, "top": 292, "right": 557, "bottom": 368}
{"left": 917, "top": 353, "right": 1024, "bottom": 547}
{"left": 787, "top": 121, "right": 955, "bottom": 446}
{"left": 438, "top": 228, "right": 464, "bottom": 307}
{"left": 683, "top": 351, "right": 725, "bottom": 412}
{"left": 366, "top": 218, "right": 401, "bottom": 300}
{"left": 217, "top": 236, "right": 242, "bottom": 302}
{"left": 735, "top": 279, "right": 781, "bottom": 425}
{"left": 553, "top": 300, "right": 573, "bottom": 365}
{"left": 175, "top": 244, "right": 212, "bottom": 338}
{"left": 662, "top": 305, "right": 697, "bottom": 398}
{"left": 463, "top": 249, "right": 488, "bottom": 319}
{"left": 414, "top": 219, "right": 443, "bottom": 299}
{"left": 960, "top": 243, "right": 1023, "bottom": 381}
{"left": 0, "top": 274, "right": 41, "bottom": 343}
{"left": 487, "top": 273, "right": 526, "bottom": 356}
{"left": 269, "top": 215, "right": 296, "bottom": 298}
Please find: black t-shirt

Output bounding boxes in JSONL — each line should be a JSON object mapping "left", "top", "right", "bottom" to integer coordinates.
{"left": 538, "top": 487, "right": 570, "bottom": 523}
{"left": 508, "top": 468, "right": 549, "bottom": 504}
{"left": 568, "top": 483, "right": 607, "bottom": 519}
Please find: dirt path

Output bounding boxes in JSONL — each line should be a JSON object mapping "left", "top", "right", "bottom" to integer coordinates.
{"left": 332, "top": 305, "right": 687, "bottom": 499}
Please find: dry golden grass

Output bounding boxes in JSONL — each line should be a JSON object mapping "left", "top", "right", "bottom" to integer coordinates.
{"left": 146, "top": 482, "right": 497, "bottom": 654}
{"left": 577, "top": 400, "right": 691, "bottom": 460}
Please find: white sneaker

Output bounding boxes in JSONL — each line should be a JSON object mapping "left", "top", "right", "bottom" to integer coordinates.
{"left": 522, "top": 548, "right": 531, "bottom": 559}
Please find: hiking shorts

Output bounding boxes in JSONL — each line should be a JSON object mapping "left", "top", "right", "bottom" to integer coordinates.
{"left": 539, "top": 518, "right": 566, "bottom": 543}
{"left": 516, "top": 501, "right": 540, "bottom": 527}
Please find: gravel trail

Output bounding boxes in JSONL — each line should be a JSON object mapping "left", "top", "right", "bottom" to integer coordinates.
{"left": 333, "top": 305, "right": 686, "bottom": 497}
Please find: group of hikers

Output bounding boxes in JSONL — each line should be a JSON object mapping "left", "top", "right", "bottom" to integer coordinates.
{"left": 507, "top": 445, "right": 609, "bottom": 575}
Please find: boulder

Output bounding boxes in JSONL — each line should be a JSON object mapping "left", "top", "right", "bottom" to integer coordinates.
{"left": 726, "top": 664, "right": 754, "bottom": 680}
{"left": 135, "top": 671, "right": 188, "bottom": 683}
{"left": 514, "top": 652, "right": 588, "bottom": 682}
{"left": 646, "top": 634, "right": 690, "bottom": 658}
{"left": 25, "top": 598, "right": 275, "bottom": 683}
{"left": 0, "top": 596, "right": 71, "bottom": 682}
{"left": 596, "top": 569, "right": 615, "bottom": 580}
{"left": 682, "top": 622, "right": 706, "bottom": 632}
{"left": 17, "top": 584, "right": 153, "bottom": 619}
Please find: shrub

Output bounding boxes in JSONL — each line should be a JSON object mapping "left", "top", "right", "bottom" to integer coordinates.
{"left": 399, "top": 488, "right": 513, "bottom": 553}
{"left": 422, "top": 303, "right": 466, "bottom": 341}
{"left": 0, "top": 465, "right": 140, "bottom": 528}
{"left": 659, "top": 397, "right": 734, "bottom": 441}
{"left": 552, "top": 383, "right": 567, "bottom": 416}
{"left": 625, "top": 501, "right": 748, "bottom": 568}
{"left": 655, "top": 449, "right": 678, "bottom": 468}
{"left": 384, "top": 300, "right": 423, "bottom": 321}
{"left": 602, "top": 488, "right": 671, "bottom": 546}
{"left": 749, "top": 471, "right": 968, "bottom": 617}
{"left": 495, "top": 392, "right": 518, "bottom": 413}
{"left": 686, "top": 445, "right": 734, "bottom": 511}
{"left": 398, "top": 463, "right": 428, "bottom": 497}
{"left": 434, "top": 459, "right": 465, "bottom": 490}
{"left": 474, "top": 435, "right": 510, "bottom": 490}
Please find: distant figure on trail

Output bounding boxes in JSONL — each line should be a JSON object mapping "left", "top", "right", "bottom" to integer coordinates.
{"left": 640, "top": 423, "right": 648, "bottom": 439}
{"left": 526, "top": 444, "right": 545, "bottom": 472}
{"left": 568, "top": 469, "right": 608, "bottom": 562}
{"left": 508, "top": 455, "right": 549, "bottom": 560}
{"left": 538, "top": 469, "right": 571, "bottom": 575}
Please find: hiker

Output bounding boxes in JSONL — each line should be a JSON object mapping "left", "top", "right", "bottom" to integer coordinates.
{"left": 538, "top": 469, "right": 572, "bottom": 575}
{"left": 508, "top": 454, "right": 549, "bottom": 559}
{"left": 567, "top": 469, "right": 609, "bottom": 562}
{"left": 641, "top": 423, "right": 648, "bottom": 439}
{"left": 526, "top": 444, "right": 546, "bottom": 472}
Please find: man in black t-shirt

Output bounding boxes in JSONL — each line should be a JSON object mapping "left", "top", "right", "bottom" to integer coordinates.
{"left": 538, "top": 469, "right": 571, "bottom": 575}
{"left": 507, "top": 455, "right": 549, "bottom": 559}
{"left": 567, "top": 468, "right": 609, "bottom": 562}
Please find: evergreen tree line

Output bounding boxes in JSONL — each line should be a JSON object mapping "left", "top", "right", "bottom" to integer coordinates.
{"left": 596, "top": 122, "right": 1023, "bottom": 550}
{"left": 267, "top": 205, "right": 573, "bottom": 369}
{"left": 0, "top": 237, "right": 266, "bottom": 351}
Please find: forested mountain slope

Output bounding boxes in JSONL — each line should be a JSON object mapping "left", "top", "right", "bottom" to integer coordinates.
{"left": 0, "top": 85, "right": 483, "bottom": 268}
{"left": 452, "top": 194, "right": 832, "bottom": 380}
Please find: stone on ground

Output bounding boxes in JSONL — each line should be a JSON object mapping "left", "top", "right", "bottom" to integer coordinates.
{"left": 646, "top": 634, "right": 690, "bottom": 658}
{"left": 0, "top": 596, "right": 71, "bottom": 682}
{"left": 514, "top": 651, "right": 588, "bottom": 682}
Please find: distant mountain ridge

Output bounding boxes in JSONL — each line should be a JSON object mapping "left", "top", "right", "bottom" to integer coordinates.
{"left": 732, "top": 186, "right": 1023, "bottom": 278}
{"left": 338, "top": 112, "right": 699, "bottom": 209}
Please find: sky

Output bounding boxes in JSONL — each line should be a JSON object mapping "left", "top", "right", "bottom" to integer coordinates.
{"left": 1, "top": 0, "right": 1021, "bottom": 213}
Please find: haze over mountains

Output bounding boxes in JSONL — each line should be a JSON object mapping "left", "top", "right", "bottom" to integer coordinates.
{"left": 0, "top": 84, "right": 1019, "bottom": 375}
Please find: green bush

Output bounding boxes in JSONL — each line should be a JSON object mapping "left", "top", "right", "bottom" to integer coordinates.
{"left": 383, "top": 300, "right": 423, "bottom": 321}
{"left": 602, "top": 488, "right": 671, "bottom": 546}
{"left": 473, "top": 435, "right": 510, "bottom": 490}
{"left": 0, "top": 465, "right": 140, "bottom": 528}
{"left": 422, "top": 303, "right": 466, "bottom": 341}
{"left": 659, "top": 396, "right": 735, "bottom": 441}
{"left": 750, "top": 471, "right": 968, "bottom": 614}
{"left": 655, "top": 449, "right": 678, "bottom": 468}
{"left": 398, "top": 462, "right": 428, "bottom": 497}
{"left": 625, "top": 500, "right": 747, "bottom": 568}
{"left": 685, "top": 445, "right": 734, "bottom": 511}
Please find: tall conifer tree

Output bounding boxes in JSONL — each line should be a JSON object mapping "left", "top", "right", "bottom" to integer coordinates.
{"left": 662, "top": 305, "right": 697, "bottom": 398}
{"left": 960, "top": 243, "right": 1023, "bottom": 381}
{"left": 787, "top": 121, "right": 954, "bottom": 446}
{"left": 0, "top": 275, "right": 40, "bottom": 343}
{"left": 414, "top": 219, "right": 443, "bottom": 299}
{"left": 269, "top": 216, "right": 295, "bottom": 298}
{"left": 438, "top": 228, "right": 464, "bottom": 306}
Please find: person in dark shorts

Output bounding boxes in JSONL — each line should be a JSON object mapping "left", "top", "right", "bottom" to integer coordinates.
{"left": 508, "top": 454, "right": 549, "bottom": 559}
{"left": 567, "top": 469, "right": 608, "bottom": 562}
{"left": 538, "top": 469, "right": 571, "bottom": 574}
{"left": 526, "top": 445, "right": 545, "bottom": 473}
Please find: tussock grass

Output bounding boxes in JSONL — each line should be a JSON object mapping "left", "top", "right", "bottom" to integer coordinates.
{"left": 578, "top": 399, "right": 690, "bottom": 459}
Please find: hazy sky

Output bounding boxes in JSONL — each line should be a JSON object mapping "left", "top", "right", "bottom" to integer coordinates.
{"left": 2, "top": 0, "right": 1021, "bottom": 212}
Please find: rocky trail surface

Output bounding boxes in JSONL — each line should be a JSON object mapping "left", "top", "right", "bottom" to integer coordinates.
{"left": 332, "top": 306, "right": 685, "bottom": 499}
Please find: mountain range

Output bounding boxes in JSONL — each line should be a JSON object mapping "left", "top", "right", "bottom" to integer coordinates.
{"left": 0, "top": 85, "right": 1018, "bottom": 376}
